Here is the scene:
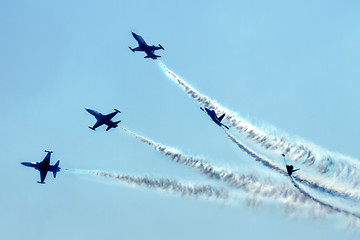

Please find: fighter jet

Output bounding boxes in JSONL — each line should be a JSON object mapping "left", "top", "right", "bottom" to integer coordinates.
{"left": 282, "top": 154, "right": 300, "bottom": 176}
{"left": 21, "top": 150, "right": 60, "bottom": 184}
{"left": 129, "top": 32, "right": 164, "bottom": 59}
{"left": 200, "top": 107, "right": 229, "bottom": 129}
{"left": 86, "top": 108, "right": 121, "bottom": 131}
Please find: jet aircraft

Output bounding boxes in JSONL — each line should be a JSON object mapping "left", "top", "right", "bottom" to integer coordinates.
{"left": 129, "top": 32, "right": 164, "bottom": 59}
{"left": 282, "top": 154, "right": 300, "bottom": 176}
{"left": 21, "top": 150, "right": 60, "bottom": 184}
{"left": 200, "top": 107, "right": 229, "bottom": 129}
{"left": 86, "top": 108, "right": 121, "bottom": 131}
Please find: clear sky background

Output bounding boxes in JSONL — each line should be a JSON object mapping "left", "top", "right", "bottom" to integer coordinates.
{"left": 1, "top": 1, "right": 360, "bottom": 239}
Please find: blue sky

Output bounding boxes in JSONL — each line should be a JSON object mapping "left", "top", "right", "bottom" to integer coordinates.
{"left": 1, "top": 1, "right": 360, "bottom": 239}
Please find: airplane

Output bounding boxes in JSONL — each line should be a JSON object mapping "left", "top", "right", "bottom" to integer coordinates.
{"left": 282, "top": 154, "right": 300, "bottom": 177}
{"left": 200, "top": 107, "right": 229, "bottom": 129}
{"left": 86, "top": 108, "right": 121, "bottom": 131}
{"left": 129, "top": 32, "right": 164, "bottom": 59}
{"left": 21, "top": 150, "right": 60, "bottom": 184}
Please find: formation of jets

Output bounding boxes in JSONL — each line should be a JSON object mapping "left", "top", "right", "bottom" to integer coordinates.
{"left": 21, "top": 32, "right": 300, "bottom": 186}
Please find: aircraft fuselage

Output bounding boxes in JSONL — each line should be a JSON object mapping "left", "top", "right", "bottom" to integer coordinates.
{"left": 129, "top": 32, "right": 164, "bottom": 60}
{"left": 205, "top": 108, "right": 222, "bottom": 126}
{"left": 21, "top": 150, "right": 60, "bottom": 184}
{"left": 201, "top": 107, "right": 229, "bottom": 129}
{"left": 132, "top": 32, "right": 147, "bottom": 46}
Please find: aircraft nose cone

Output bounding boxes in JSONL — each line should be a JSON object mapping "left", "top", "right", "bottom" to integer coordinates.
{"left": 132, "top": 32, "right": 137, "bottom": 37}
{"left": 21, "top": 162, "right": 32, "bottom": 167}
{"left": 85, "top": 108, "right": 91, "bottom": 113}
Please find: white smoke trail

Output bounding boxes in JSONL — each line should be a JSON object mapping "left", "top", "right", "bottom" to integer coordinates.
{"left": 119, "top": 127, "right": 360, "bottom": 221}
{"left": 224, "top": 130, "right": 360, "bottom": 201}
{"left": 158, "top": 61, "right": 360, "bottom": 186}
{"left": 76, "top": 169, "right": 229, "bottom": 200}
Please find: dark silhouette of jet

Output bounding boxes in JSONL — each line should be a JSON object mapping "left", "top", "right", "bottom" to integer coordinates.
{"left": 21, "top": 150, "right": 60, "bottom": 184}
{"left": 200, "top": 107, "right": 229, "bottom": 129}
{"left": 86, "top": 108, "right": 121, "bottom": 131}
{"left": 129, "top": 32, "right": 164, "bottom": 59}
{"left": 282, "top": 154, "right": 300, "bottom": 176}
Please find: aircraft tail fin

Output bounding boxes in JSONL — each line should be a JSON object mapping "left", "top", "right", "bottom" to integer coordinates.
{"left": 53, "top": 160, "right": 60, "bottom": 178}
{"left": 218, "top": 113, "right": 225, "bottom": 122}
{"left": 113, "top": 120, "right": 121, "bottom": 125}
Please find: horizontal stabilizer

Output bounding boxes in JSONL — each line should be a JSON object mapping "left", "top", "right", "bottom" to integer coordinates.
{"left": 114, "top": 120, "right": 121, "bottom": 125}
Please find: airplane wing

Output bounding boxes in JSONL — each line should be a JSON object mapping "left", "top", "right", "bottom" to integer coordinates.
{"left": 148, "top": 45, "right": 162, "bottom": 51}
{"left": 130, "top": 46, "right": 141, "bottom": 52}
{"left": 39, "top": 169, "right": 48, "bottom": 183}
{"left": 105, "top": 111, "right": 119, "bottom": 120}
{"left": 41, "top": 152, "right": 51, "bottom": 166}
{"left": 282, "top": 154, "right": 288, "bottom": 166}
{"left": 90, "top": 120, "right": 102, "bottom": 130}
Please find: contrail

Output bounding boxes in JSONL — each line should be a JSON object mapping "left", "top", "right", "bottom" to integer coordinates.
{"left": 120, "top": 127, "right": 277, "bottom": 195}
{"left": 158, "top": 61, "right": 360, "bottom": 186}
{"left": 119, "top": 127, "right": 360, "bottom": 220}
{"left": 224, "top": 130, "right": 360, "bottom": 201}
{"left": 75, "top": 169, "right": 229, "bottom": 200}
{"left": 291, "top": 178, "right": 360, "bottom": 220}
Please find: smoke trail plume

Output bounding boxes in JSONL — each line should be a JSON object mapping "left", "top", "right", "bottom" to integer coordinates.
{"left": 120, "top": 127, "right": 278, "bottom": 195}
{"left": 119, "top": 127, "right": 360, "bottom": 220}
{"left": 224, "top": 130, "right": 360, "bottom": 201}
{"left": 158, "top": 61, "right": 360, "bottom": 185}
{"left": 81, "top": 169, "right": 229, "bottom": 200}
{"left": 292, "top": 179, "right": 360, "bottom": 220}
